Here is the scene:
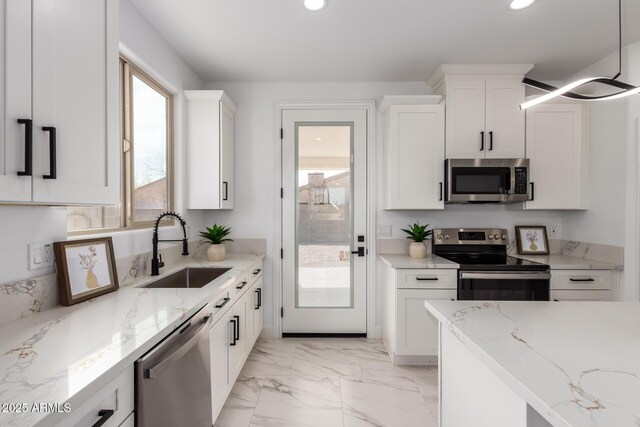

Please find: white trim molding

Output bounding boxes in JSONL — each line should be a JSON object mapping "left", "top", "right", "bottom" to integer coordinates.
{"left": 273, "top": 100, "right": 377, "bottom": 338}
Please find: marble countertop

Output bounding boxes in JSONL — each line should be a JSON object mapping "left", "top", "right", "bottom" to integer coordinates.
{"left": 378, "top": 254, "right": 459, "bottom": 269}
{"left": 424, "top": 300, "right": 640, "bottom": 427}
{"left": 0, "top": 253, "right": 264, "bottom": 427}
{"left": 513, "top": 254, "right": 622, "bottom": 270}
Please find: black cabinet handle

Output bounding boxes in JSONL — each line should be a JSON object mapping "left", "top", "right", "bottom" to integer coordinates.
{"left": 255, "top": 288, "right": 262, "bottom": 309}
{"left": 215, "top": 297, "right": 230, "bottom": 308}
{"left": 439, "top": 182, "right": 443, "bottom": 201}
{"left": 569, "top": 278, "right": 595, "bottom": 282}
{"left": 91, "top": 409, "right": 115, "bottom": 427}
{"left": 480, "top": 131, "right": 485, "bottom": 151}
{"left": 42, "top": 127, "right": 57, "bottom": 180}
{"left": 223, "top": 181, "right": 228, "bottom": 201}
{"left": 416, "top": 277, "right": 439, "bottom": 281}
{"left": 233, "top": 315, "right": 240, "bottom": 341}
{"left": 553, "top": 299, "right": 559, "bottom": 302}
{"left": 17, "top": 119, "right": 32, "bottom": 176}
{"left": 253, "top": 268, "right": 262, "bottom": 275}
{"left": 530, "top": 182, "right": 535, "bottom": 201}
{"left": 230, "top": 318, "right": 237, "bottom": 346}
{"left": 488, "top": 131, "right": 493, "bottom": 151}
{"left": 236, "top": 281, "right": 247, "bottom": 290}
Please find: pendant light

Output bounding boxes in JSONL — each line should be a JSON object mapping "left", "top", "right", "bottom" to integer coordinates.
{"left": 520, "top": 0, "right": 639, "bottom": 110}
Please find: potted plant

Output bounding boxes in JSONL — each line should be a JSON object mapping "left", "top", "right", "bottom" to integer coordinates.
{"left": 401, "top": 222, "right": 433, "bottom": 259}
{"left": 200, "top": 225, "right": 233, "bottom": 261}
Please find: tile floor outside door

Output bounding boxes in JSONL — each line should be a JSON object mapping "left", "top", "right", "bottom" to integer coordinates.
{"left": 214, "top": 338, "right": 438, "bottom": 427}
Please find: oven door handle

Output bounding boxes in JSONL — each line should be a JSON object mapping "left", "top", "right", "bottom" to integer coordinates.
{"left": 459, "top": 272, "right": 551, "bottom": 280}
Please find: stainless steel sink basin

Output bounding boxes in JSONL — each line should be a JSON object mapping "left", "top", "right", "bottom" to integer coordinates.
{"left": 141, "top": 267, "right": 232, "bottom": 289}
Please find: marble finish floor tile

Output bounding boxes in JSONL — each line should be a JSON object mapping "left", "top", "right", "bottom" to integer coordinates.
{"left": 217, "top": 338, "right": 440, "bottom": 427}
{"left": 340, "top": 376, "right": 437, "bottom": 427}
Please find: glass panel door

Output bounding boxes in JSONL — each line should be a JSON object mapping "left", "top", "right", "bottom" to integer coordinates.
{"left": 296, "top": 124, "right": 353, "bottom": 308}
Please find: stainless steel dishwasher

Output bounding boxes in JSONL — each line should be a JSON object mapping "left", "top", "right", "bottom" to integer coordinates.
{"left": 136, "top": 305, "right": 213, "bottom": 427}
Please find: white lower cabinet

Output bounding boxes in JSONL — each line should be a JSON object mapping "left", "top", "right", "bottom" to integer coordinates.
{"left": 382, "top": 263, "right": 457, "bottom": 364}
{"left": 55, "top": 365, "right": 134, "bottom": 427}
{"left": 210, "top": 262, "right": 263, "bottom": 423}
{"left": 550, "top": 269, "right": 614, "bottom": 301}
{"left": 118, "top": 412, "right": 134, "bottom": 427}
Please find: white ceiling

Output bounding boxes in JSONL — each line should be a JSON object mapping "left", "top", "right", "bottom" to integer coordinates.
{"left": 128, "top": 0, "right": 640, "bottom": 83}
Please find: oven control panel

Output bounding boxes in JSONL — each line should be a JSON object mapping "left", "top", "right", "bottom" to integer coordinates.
{"left": 514, "top": 167, "right": 528, "bottom": 195}
{"left": 433, "top": 228, "right": 509, "bottom": 245}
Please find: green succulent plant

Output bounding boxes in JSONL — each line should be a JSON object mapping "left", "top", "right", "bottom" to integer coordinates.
{"left": 199, "top": 224, "right": 233, "bottom": 245}
{"left": 401, "top": 222, "right": 433, "bottom": 243}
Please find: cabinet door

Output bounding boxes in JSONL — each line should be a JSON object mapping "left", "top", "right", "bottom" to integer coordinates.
{"left": 551, "top": 290, "right": 612, "bottom": 302}
{"left": 396, "top": 289, "right": 456, "bottom": 356}
{"left": 525, "top": 104, "right": 586, "bottom": 210}
{"left": 31, "top": 0, "right": 119, "bottom": 205}
{"left": 219, "top": 100, "right": 234, "bottom": 209}
{"left": 384, "top": 105, "right": 444, "bottom": 210}
{"left": 0, "top": 0, "right": 32, "bottom": 202}
{"left": 485, "top": 80, "right": 525, "bottom": 159}
{"left": 445, "top": 80, "right": 486, "bottom": 159}
{"left": 252, "top": 277, "right": 264, "bottom": 344}
{"left": 210, "top": 313, "right": 231, "bottom": 421}
{"left": 229, "top": 293, "right": 247, "bottom": 381}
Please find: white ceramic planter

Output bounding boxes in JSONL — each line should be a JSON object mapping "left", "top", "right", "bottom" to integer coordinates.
{"left": 207, "top": 244, "right": 226, "bottom": 262}
{"left": 409, "top": 241, "right": 427, "bottom": 259}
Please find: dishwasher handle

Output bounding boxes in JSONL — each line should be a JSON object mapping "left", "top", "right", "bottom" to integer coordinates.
{"left": 459, "top": 272, "right": 551, "bottom": 280}
{"left": 145, "top": 314, "right": 212, "bottom": 379}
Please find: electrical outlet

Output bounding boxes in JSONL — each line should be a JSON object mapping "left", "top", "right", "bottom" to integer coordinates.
{"left": 28, "top": 242, "right": 54, "bottom": 270}
{"left": 549, "top": 225, "right": 559, "bottom": 238}
{"left": 377, "top": 225, "right": 392, "bottom": 237}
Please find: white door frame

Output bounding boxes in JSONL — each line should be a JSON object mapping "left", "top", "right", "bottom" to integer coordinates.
{"left": 273, "top": 101, "right": 377, "bottom": 338}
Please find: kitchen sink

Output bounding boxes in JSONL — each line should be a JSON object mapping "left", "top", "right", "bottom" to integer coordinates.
{"left": 140, "top": 267, "right": 232, "bottom": 289}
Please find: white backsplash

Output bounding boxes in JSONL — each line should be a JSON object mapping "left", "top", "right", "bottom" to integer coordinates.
{"left": 0, "top": 239, "right": 266, "bottom": 327}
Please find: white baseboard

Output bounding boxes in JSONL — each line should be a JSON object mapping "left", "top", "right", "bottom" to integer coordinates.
{"left": 391, "top": 353, "right": 438, "bottom": 366}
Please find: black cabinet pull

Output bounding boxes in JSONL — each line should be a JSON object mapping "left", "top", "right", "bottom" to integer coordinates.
{"left": 222, "top": 181, "right": 228, "bottom": 201}
{"left": 480, "top": 131, "right": 485, "bottom": 151}
{"left": 233, "top": 315, "right": 240, "bottom": 341}
{"left": 215, "top": 297, "right": 230, "bottom": 308}
{"left": 530, "top": 182, "right": 535, "bottom": 201}
{"left": 553, "top": 299, "right": 559, "bottom": 302}
{"left": 42, "top": 127, "right": 57, "bottom": 179}
{"left": 439, "top": 182, "right": 443, "bottom": 201}
{"left": 416, "top": 277, "right": 439, "bottom": 281}
{"left": 236, "top": 281, "right": 247, "bottom": 290}
{"left": 230, "top": 318, "right": 237, "bottom": 346}
{"left": 488, "top": 131, "right": 493, "bottom": 151}
{"left": 253, "top": 268, "right": 262, "bottom": 275}
{"left": 255, "top": 288, "right": 262, "bottom": 309}
{"left": 17, "top": 119, "right": 32, "bottom": 176}
{"left": 569, "top": 278, "right": 595, "bottom": 282}
{"left": 91, "top": 409, "right": 114, "bottom": 427}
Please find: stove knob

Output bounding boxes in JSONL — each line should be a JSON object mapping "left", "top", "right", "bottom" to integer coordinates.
{"left": 501, "top": 234, "right": 507, "bottom": 240}
{"left": 436, "top": 234, "right": 443, "bottom": 240}
{"left": 444, "top": 234, "right": 450, "bottom": 240}
{"left": 488, "top": 235, "right": 494, "bottom": 240}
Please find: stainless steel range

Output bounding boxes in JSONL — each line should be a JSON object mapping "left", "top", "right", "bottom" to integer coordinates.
{"left": 432, "top": 228, "right": 551, "bottom": 301}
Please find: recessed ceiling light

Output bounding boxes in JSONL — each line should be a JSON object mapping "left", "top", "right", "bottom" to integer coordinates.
{"left": 304, "top": 0, "right": 327, "bottom": 11}
{"left": 510, "top": 0, "right": 535, "bottom": 10}
{"left": 315, "top": 137, "right": 323, "bottom": 141}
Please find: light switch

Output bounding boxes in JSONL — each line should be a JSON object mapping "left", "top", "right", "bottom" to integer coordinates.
{"left": 377, "top": 225, "right": 392, "bottom": 237}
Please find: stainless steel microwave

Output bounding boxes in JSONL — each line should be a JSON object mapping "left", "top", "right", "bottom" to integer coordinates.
{"left": 444, "top": 159, "right": 531, "bottom": 204}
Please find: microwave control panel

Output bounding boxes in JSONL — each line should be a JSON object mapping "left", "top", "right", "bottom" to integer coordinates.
{"left": 514, "top": 168, "right": 528, "bottom": 194}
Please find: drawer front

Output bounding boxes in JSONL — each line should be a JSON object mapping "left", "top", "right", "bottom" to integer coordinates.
{"left": 551, "top": 270, "right": 612, "bottom": 290}
{"left": 56, "top": 365, "right": 134, "bottom": 427}
{"left": 551, "top": 290, "right": 612, "bottom": 302}
{"left": 396, "top": 269, "right": 457, "bottom": 289}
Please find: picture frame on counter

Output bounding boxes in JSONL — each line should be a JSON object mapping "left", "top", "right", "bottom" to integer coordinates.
{"left": 53, "top": 237, "right": 119, "bottom": 306}
{"left": 515, "top": 226, "right": 550, "bottom": 255}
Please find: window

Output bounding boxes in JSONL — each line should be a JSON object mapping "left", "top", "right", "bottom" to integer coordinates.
{"left": 68, "top": 57, "right": 174, "bottom": 233}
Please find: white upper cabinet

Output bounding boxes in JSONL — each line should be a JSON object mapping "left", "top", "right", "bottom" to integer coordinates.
{"left": 525, "top": 103, "right": 588, "bottom": 210}
{"left": 186, "top": 90, "right": 237, "bottom": 210}
{"left": 429, "top": 65, "right": 532, "bottom": 160}
{"left": 0, "top": 0, "right": 32, "bottom": 203}
{"left": 380, "top": 96, "right": 445, "bottom": 210}
{"left": 0, "top": 0, "right": 119, "bottom": 205}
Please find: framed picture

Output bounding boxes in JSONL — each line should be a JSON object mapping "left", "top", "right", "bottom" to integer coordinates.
{"left": 53, "top": 237, "right": 119, "bottom": 306}
{"left": 515, "top": 226, "right": 550, "bottom": 255}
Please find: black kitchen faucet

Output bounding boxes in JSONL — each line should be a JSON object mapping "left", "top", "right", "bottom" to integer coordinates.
{"left": 151, "top": 212, "right": 189, "bottom": 276}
